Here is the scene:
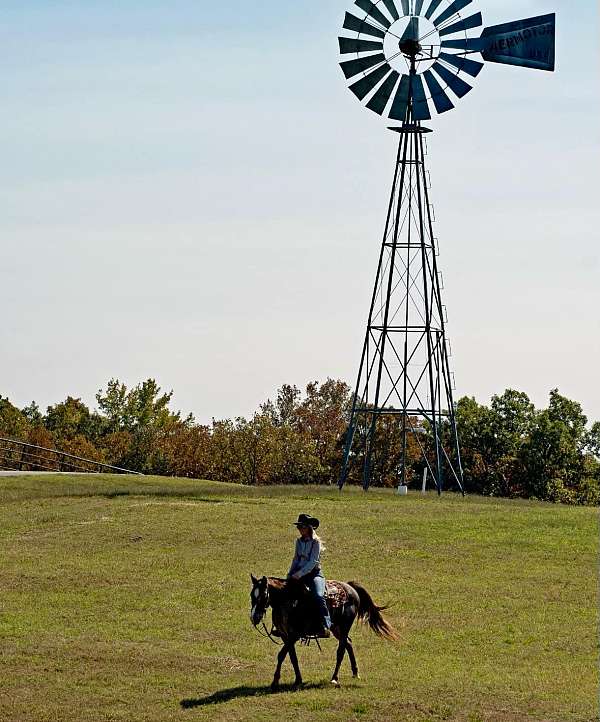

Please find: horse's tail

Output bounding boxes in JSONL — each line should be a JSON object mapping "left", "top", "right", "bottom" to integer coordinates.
{"left": 347, "top": 581, "right": 399, "bottom": 641}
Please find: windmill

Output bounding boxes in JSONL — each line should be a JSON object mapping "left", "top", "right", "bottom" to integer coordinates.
{"left": 337, "top": 1, "right": 555, "bottom": 492}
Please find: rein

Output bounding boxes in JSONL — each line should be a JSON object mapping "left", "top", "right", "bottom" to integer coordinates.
{"left": 253, "top": 620, "right": 283, "bottom": 645}
{"left": 253, "top": 620, "right": 322, "bottom": 650}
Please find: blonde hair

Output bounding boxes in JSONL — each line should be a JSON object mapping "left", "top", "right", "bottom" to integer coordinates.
{"left": 310, "top": 529, "right": 326, "bottom": 553}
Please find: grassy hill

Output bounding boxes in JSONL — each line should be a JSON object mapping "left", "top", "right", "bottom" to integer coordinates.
{"left": 1, "top": 475, "right": 597, "bottom": 722}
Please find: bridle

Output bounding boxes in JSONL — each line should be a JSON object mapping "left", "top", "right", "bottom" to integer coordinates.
{"left": 251, "top": 584, "right": 282, "bottom": 645}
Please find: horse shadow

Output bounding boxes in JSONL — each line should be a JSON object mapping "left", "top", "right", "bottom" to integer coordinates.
{"left": 180, "top": 681, "right": 329, "bottom": 708}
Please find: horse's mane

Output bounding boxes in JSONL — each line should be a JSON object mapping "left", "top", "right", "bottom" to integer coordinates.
{"left": 267, "top": 577, "right": 294, "bottom": 606}
{"left": 267, "top": 577, "right": 288, "bottom": 591}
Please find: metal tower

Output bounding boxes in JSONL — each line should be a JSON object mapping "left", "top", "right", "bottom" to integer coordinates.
{"left": 336, "top": 2, "right": 555, "bottom": 492}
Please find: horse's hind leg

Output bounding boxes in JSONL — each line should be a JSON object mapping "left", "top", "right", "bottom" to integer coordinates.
{"left": 288, "top": 643, "right": 303, "bottom": 687}
{"left": 271, "top": 644, "right": 289, "bottom": 690}
{"left": 345, "top": 637, "right": 360, "bottom": 679}
{"left": 330, "top": 632, "right": 347, "bottom": 687}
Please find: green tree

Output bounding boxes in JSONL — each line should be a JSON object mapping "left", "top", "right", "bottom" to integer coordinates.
{"left": 455, "top": 395, "right": 494, "bottom": 493}
{"left": 95, "top": 380, "right": 128, "bottom": 432}
{"left": 96, "top": 379, "right": 183, "bottom": 433}
{"left": 457, "top": 390, "right": 535, "bottom": 497}
{"left": 584, "top": 421, "right": 600, "bottom": 458}
{"left": 268, "top": 424, "right": 321, "bottom": 485}
{"left": 0, "top": 396, "right": 31, "bottom": 440}
{"left": 209, "top": 419, "right": 238, "bottom": 482}
{"left": 22, "top": 402, "right": 43, "bottom": 426}
{"left": 521, "top": 390, "right": 588, "bottom": 502}
{"left": 94, "top": 379, "right": 193, "bottom": 473}
{"left": 274, "top": 384, "right": 301, "bottom": 427}
{"left": 44, "top": 397, "right": 102, "bottom": 442}
{"left": 486, "top": 390, "right": 535, "bottom": 496}
{"left": 232, "top": 412, "right": 278, "bottom": 485}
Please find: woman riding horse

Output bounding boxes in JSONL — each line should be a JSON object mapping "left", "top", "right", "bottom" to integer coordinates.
{"left": 250, "top": 513, "right": 399, "bottom": 688}
{"left": 287, "top": 513, "right": 331, "bottom": 638}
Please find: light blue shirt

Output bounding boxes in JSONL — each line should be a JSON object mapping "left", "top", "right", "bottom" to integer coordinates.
{"left": 288, "top": 537, "right": 322, "bottom": 579}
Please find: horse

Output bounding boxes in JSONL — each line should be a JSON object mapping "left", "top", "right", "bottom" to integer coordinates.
{"left": 250, "top": 574, "right": 398, "bottom": 689}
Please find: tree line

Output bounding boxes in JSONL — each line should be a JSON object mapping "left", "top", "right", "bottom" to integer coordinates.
{"left": 0, "top": 378, "right": 598, "bottom": 505}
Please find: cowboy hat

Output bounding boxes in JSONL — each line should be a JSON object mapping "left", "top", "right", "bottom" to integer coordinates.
{"left": 293, "top": 513, "right": 320, "bottom": 529}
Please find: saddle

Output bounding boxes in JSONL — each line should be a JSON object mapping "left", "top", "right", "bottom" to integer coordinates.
{"left": 282, "top": 579, "right": 348, "bottom": 610}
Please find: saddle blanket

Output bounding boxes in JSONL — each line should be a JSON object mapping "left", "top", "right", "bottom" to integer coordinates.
{"left": 325, "top": 580, "right": 350, "bottom": 610}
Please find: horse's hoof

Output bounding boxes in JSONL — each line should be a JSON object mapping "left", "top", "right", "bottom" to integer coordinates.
{"left": 353, "top": 673, "right": 361, "bottom": 680}
{"left": 331, "top": 679, "right": 340, "bottom": 687}
{"left": 292, "top": 679, "right": 303, "bottom": 688}
{"left": 270, "top": 682, "right": 279, "bottom": 692}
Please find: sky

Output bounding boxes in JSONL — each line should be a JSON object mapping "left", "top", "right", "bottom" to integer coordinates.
{"left": 1, "top": 0, "right": 599, "bottom": 425}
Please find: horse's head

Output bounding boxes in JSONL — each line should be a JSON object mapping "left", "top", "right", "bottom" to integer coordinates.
{"left": 250, "top": 574, "right": 270, "bottom": 626}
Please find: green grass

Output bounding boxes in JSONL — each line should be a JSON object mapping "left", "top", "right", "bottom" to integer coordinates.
{"left": 0, "top": 474, "right": 598, "bottom": 722}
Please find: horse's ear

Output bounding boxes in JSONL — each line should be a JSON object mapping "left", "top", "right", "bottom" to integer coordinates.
{"left": 260, "top": 576, "right": 268, "bottom": 587}
{"left": 251, "top": 573, "right": 258, "bottom": 585}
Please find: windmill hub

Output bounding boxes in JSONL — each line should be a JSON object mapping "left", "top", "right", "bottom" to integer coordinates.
{"left": 384, "top": 15, "right": 440, "bottom": 73}
{"left": 398, "top": 37, "right": 422, "bottom": 57}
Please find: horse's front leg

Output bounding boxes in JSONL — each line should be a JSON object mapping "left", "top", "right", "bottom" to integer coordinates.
{"left": 288, "top": 642, "right": 303, "bottom": 687}
{"left": 271, "top": 643, "right": 289, "bottom": 690}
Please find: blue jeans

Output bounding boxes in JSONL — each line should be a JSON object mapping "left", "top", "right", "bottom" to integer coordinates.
{"left": 306, "top": 574, "right": 331, "bottom": 629}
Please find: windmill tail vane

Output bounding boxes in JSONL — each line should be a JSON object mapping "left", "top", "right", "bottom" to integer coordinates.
{"left": 336, "top": 1, "right": 555, "bottom": 493}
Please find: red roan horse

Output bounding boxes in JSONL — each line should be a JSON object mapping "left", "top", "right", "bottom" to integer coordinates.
{"left": 250, "top": 575, "right": 398, "bottom": 688}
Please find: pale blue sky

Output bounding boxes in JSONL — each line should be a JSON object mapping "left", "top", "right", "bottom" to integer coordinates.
{"left": 1, "top": 1, "right": 598, "bottom": 423}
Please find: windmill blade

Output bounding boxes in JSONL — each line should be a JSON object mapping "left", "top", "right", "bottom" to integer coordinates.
{"left": 423, "top": 69, "right": 455, "bottom": 113}
{"left": 432, "top": 0, "right": 472, "bottom": 28}
{"left": 439, "top": 51, "right": 484, "bottom": 77}
{"left": 367, "top": 70, "right": 400, "bottom": 115}
{"left": 480, "top": 13, "right": 555, "bottom": 71}
{"left": 438, "top": 12, "right": 483, "bottom": 37}
{"left": 355, "top": 0, "right": 392, "bottom": 29}
{"left": 441, "top": 37, "right": 486, "bottom": 51}
{"left": 341, "top": 52, "right": 387, "bottom": 80}
{"left": 381, "top": 0, "right": 400, "bottom": 21}
{"left": 424, "top": 0, "right": 444, "bottom": 21}
{"left": 432, "top": 61, "right": 473, "bottom": 97}
{"left": 399, "top": 0, "right": 409, "bottom": 16}
{"left": 339, "top": 37, "right": 385, "bottom": 54}
{"left": 415, "top": 0, "right": 426, "bottom": 15}
{"left": 412, "top": 75, "right": 431, "bottom": 120}
{"left": 401, "top": 16, "right": 419, "bottom": 42}
{"left": 388, "top": 74, "right": 411, "bottom": 121}
{"left": 349, "top": 63, "right": 392, "bottom": 100}
{"left": 343, "top": 11, "right": 386, "bottom": 39}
